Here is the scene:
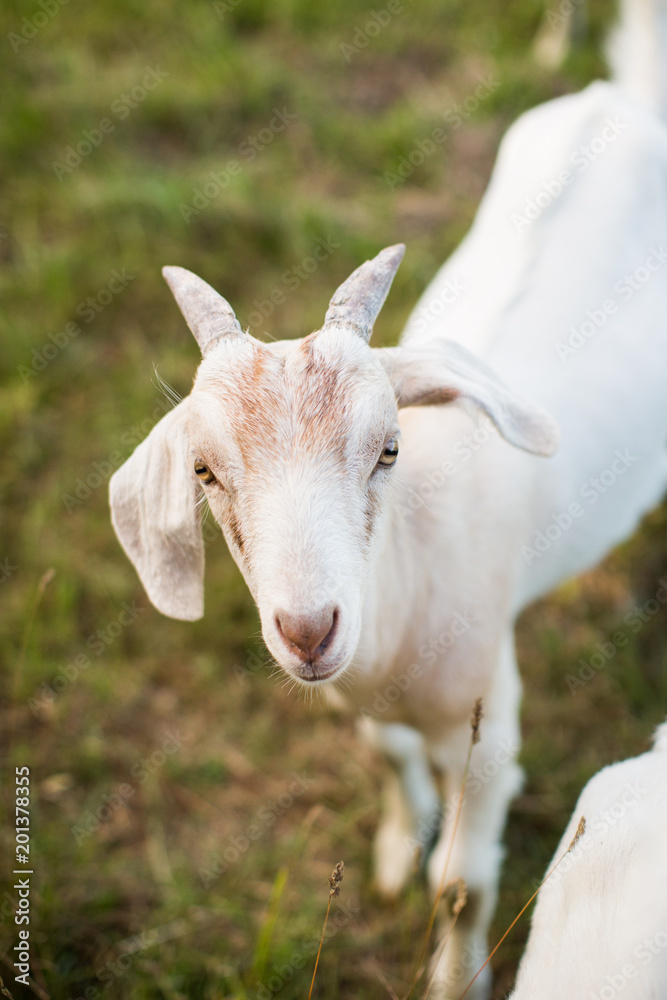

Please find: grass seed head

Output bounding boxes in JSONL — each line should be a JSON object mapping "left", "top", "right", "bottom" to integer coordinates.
{"left": 329, "top": 860, "right": 344, "bottom": 897}
{"left": 471, "top": 697, "right": 484, "bottom": 745}
{"left": 452, "top": 877, "right": 468, "bottom": 917}
{"left": 568, "top": 815, "right": 586, "bottom": 852}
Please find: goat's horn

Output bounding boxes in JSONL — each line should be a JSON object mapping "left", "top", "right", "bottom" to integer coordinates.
{"left": 321, "top": 244, "right": 405, "bottom": 343}
{"left": 162, "top": 266, "right": 244, "bottom": 355}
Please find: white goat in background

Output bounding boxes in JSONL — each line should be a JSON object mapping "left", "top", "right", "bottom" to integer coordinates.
{"left": 509, "top": 722, "right": 667, "bottom": 1000}
{"left": 110, "top": 0, "right": 667, "bottom": 993}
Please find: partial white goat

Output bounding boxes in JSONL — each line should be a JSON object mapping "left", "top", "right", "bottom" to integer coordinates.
{"left": 109, "top": 0, "right": 667, "bottom": 995}
{"left": 508, "top": 723, "right": 667, "bottom": 1000}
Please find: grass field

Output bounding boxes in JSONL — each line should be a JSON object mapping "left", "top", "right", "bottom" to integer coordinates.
{"left": 2, "top": 0, "right": 667, "bottom": 997}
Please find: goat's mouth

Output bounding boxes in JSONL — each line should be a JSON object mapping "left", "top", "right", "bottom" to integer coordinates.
{"left": 272, "top": 642, "right": 356, "bottom": 686}
{"left": 292, "top": 662, "right": 344, "bottom": 684}
{"left": 282, "top": 642, "right": 353, "bottom": 685}
{"left": 271, "top": 637, "right": 355, "bottom": 686}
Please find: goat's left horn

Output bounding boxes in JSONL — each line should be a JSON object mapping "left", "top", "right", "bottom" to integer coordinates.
{"left": 321, "top": 244, "right": 405, "bottom": 343}
{"left": 162, "top": 266, "right": 244, "bottom": 355}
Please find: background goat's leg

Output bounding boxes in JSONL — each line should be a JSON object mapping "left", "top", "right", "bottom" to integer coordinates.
{"left": 361, "top": 719, "right": 441, "bottom": 899}
{"left": 427, "top": 634, "right": 523, "bottom": 1000}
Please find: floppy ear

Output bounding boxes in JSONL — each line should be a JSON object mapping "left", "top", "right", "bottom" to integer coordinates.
{"left": 109, "top": 398, "right": 204, "bottom": 620}
{"left": 377, "top": 340, "right": 560, "bottom": 457}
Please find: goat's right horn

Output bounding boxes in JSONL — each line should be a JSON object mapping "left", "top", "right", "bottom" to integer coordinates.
{"left": 321, "top": 243, "right": 405, "bottom": 343}
{"left": 162, "top": 266, "right": 244, "bottom": 356}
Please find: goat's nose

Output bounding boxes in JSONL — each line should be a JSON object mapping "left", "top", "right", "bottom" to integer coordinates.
{"left": 275, "top": 607, "right": 338, "bottom": 662}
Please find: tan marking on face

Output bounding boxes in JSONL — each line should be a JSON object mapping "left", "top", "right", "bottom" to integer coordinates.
{"left": 205, "top": 336, "right": 365, "bottom": 477}
{"left": 227, "top": 507, "right": 245, "bottom": 552}
{"left": 364, "top": 492, "right": 381, "bottom": 541}
{"left": 232, "top": 346, "right": 286, "bottom": 469}
{"left": 288, "top": 337, "right": 351, "bottom": 462}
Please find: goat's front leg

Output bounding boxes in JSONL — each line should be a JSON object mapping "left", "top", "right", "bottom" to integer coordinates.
{"left": 427, "top": 635, "right": 523, "bottom": 1000}
{"left": 359, "top": 718, "right": 441, "bottom": 899}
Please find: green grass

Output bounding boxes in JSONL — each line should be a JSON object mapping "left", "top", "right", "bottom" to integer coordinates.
{"left": 2, "top": 0, "right": 667, "bottom": 997}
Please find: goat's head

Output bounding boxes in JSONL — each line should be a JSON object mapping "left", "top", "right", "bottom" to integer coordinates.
{"left": 110, "top": 245, "right": 559, "bottom": 684}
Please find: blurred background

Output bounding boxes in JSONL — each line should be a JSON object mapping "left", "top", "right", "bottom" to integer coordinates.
{"left": 2, "top": 0, "right": 667, "bottom": 996}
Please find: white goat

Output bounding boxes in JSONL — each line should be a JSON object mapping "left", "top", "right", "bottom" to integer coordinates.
{"left": 508, "top": 722, "right": 667, "bottom": 1000}
{"left": 109, "top": 0, "right": 667, "bottom": 994}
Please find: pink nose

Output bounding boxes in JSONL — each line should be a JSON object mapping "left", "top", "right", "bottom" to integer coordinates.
{"left": 275, "top": 607, "right": 338, "bottom": 663}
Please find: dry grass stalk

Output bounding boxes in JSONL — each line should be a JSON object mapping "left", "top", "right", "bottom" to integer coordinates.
{"left": 307, "top": 861, "right": 344, "bottom": 1000}
{"left": 0, "top": 973, "right": 15, "bottom": 999}
{"left": 372, "top": 960, "right": 402, "bottom": 1000}
{"left": 421, "top": 879, "right": 468, "bottom": 1000}
{"left": 456, "top": 816, "right": 587, "bottom": 999}
{"left": 405, "top": 698, "right": 483, "bottom": 1000}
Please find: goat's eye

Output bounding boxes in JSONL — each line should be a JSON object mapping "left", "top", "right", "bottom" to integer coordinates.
{"left": 378, "top": 437, "right": 399, "bottom": 467}
{"left": 194, "top": 459, "right": 216, "bottom": 484}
